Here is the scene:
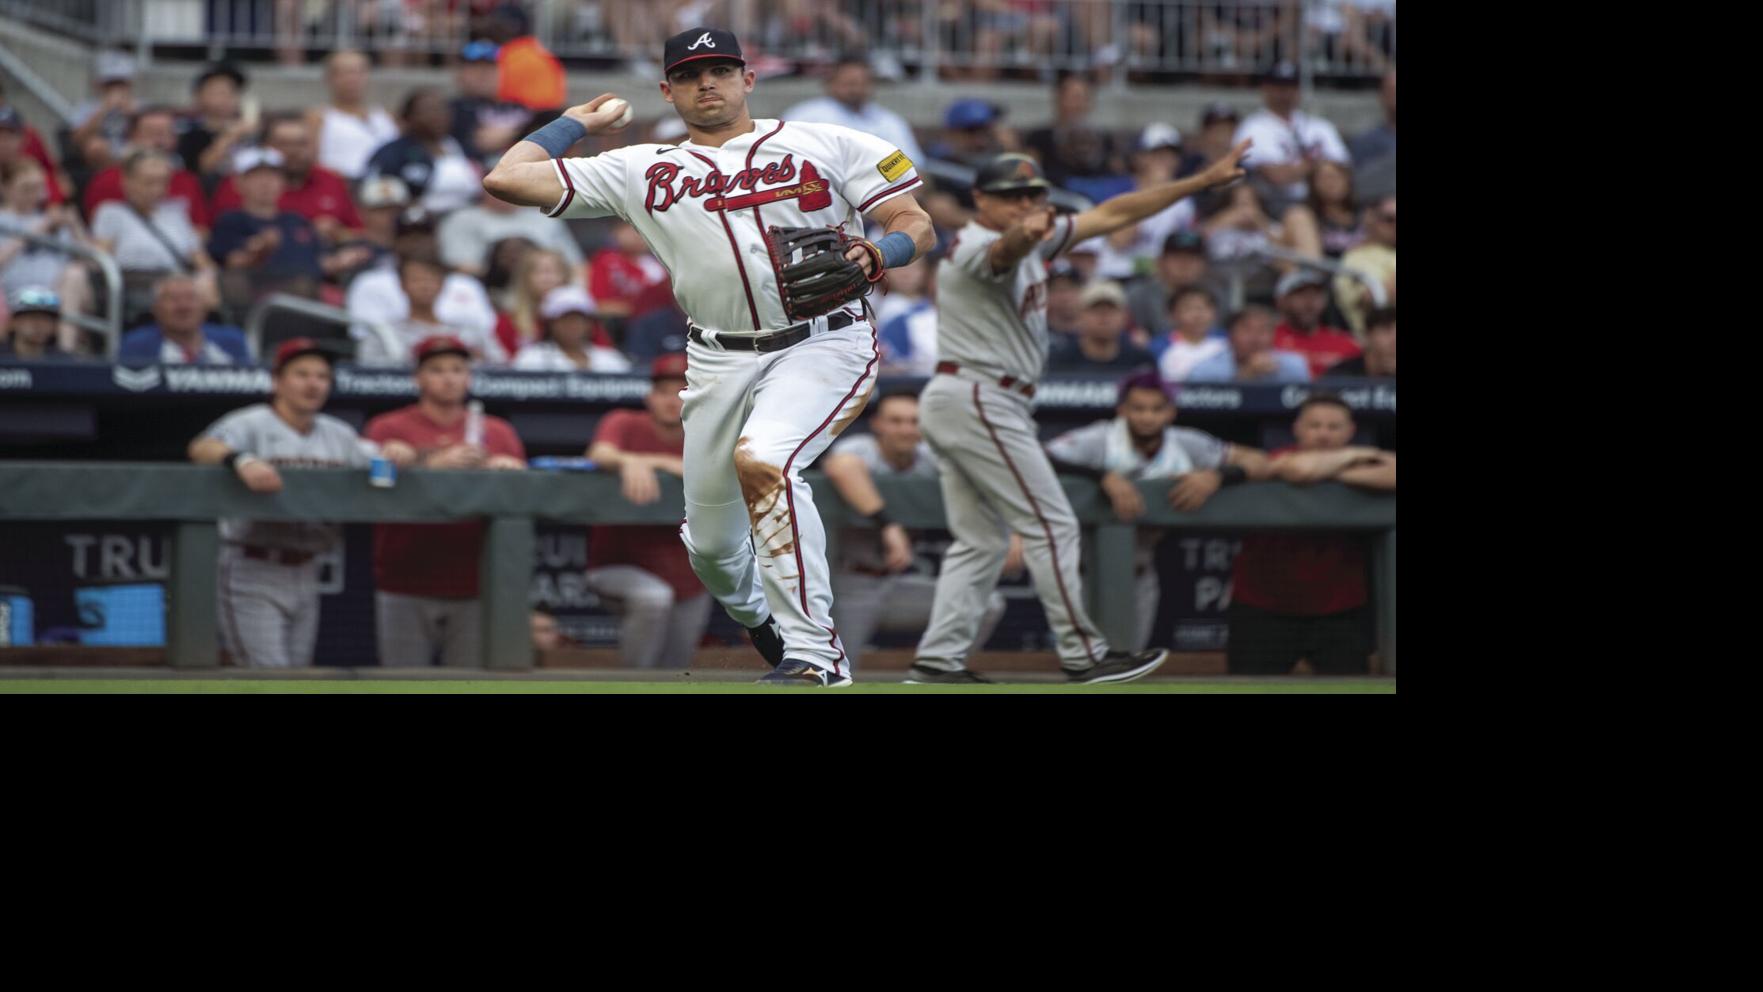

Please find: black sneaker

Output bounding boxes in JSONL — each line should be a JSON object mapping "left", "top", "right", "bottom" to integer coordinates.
{"left": 755, "top": 659, "right": 854, "bottom": 687}
{"left": 1066, "top": 648, "right": 1169, "bottom": 685}
{"left": 746, "top": 616, "right": 785, "bottom": 668}
{"left": 902, "top": 664, "right": 996, "bottom": 685}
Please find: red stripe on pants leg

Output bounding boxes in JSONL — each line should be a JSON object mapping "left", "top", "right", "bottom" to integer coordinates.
{"left": 971, "top": 383, "right": 1100, "bottom": 664}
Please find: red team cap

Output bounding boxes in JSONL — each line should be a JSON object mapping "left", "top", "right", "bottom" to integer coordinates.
{"left": 272, "top": 337, "right": 333, "bottom": 373}
{"left": 413, "top": 334, "right": 473, "bottom": 366}
{"left": 663, "top": 27, "right": 744, "bottom": 76}
{"left": 650, "top": 351, "right": 689, "bottom": 381}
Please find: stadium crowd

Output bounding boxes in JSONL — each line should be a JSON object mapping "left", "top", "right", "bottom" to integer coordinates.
{"left": 0, "top": 3, "right": 1396, "bottom": 673}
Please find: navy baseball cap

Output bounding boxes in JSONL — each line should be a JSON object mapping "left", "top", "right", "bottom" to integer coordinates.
{"left": 1263, "top": 60, "right": 1300, "bottom": 85}
{"left": 1162, "top": 231, "right": 1206, "bottom": 255}
{"left": 945, "top": 99, "right": 1001, "bottom": 130}
{"left": 0, "top": 106, "right": 22, "bottom": 131}
{"left": 461, "top": 40, "right": 499, "bottom": 63}
{"left": 664, "top": 28, "right": 745, "bottom": 76}
{"left": 974, "top": 153, "right": 1051, "bottom": 194}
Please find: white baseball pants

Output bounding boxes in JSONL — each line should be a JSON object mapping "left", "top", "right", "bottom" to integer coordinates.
{"left": 678, "top": 323, "right": 879, "bottom": 678}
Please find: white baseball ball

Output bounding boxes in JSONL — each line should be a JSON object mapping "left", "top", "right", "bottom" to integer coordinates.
{"left": 603, "top": 98, "right": 634, "bottom": 130}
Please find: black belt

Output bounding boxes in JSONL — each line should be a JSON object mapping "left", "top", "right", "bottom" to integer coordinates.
{"left": 689, "top": 311, "right": 855, "bottom": 353}
{"left": 234, "top": 544, "right": 316, "bottom": 566}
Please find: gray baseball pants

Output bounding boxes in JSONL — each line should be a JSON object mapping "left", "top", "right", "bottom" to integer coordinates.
{"left": 583, "top": 565, "right": 713, "bottom": 668}
{"left": 217, "top": 545, "right": 322, "bottom": 669}
{"left": 831, "top": 570, "right": 1007, "bottom": 671}
{"left": 913, "top": 374, "right": 1111, "bottom": 673}
{"left": 375, "top": 591, "right": 482, "bottom": 668}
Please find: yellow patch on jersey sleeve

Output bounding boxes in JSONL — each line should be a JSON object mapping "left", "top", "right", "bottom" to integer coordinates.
{"left": 877, "top": 150, "right": 913, "bottom": 182}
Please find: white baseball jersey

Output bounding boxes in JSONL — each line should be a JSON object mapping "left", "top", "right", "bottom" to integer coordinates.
{"left": 1233, "top": 109, "right": 1351, "bottom": 201}
{"left": 934, "top": 213, "right": 1080, "bottom": 384}
{"left": 202, "top": 403, "right": 370, "bottom": 552}
{"left": 544, "top": 119, "right": 922, "bottom": 333}
{"left": 1045, "top": 418, "right": 1228, "bottom": 480}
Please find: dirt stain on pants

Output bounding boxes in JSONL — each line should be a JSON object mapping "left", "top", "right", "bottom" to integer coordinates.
{"left": 735, "top": 438, "right": 795, "bottom": 558}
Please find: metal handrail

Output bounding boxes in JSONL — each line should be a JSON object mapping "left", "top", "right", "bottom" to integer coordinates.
{"left": 0, "top": 218, "right": 124, "bottom": 358}
{"left": 243, "top": 293, "right": 403, "bottom": 365}
{"left": 0, "top": 30, "right": 78, "bottom": 123}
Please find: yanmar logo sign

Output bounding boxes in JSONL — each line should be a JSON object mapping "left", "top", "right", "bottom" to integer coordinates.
{"left": 163, "top": 367, "right": 273, "bottom": 393}
{"left": 111, "top": 366, "right": 161, "bottom": 392}
{"left": 0, "top": 368, "right": 31, "bottom": 390}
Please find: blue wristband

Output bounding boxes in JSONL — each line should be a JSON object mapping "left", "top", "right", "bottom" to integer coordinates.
{"left": 522, "top": 116, "right": 590, "bottom": 157}
{"left": 876, "top": 231, "right": 917, "bottom": 270}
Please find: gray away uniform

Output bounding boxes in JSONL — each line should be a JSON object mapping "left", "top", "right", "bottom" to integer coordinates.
{"left": 825, "top": 432, "right": 1006, "bottom": 670}
{"left": 201, "top": 403, "right": 369, "bottom": 668}
{"left": 913, "top": 214, "right": 1120, "bottom": 674}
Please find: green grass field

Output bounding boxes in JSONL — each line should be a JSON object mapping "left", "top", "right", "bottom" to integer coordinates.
{"left": 0, "top": 678, "right": 1394, "bottom": 694}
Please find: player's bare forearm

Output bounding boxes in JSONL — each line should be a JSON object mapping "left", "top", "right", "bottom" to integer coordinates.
{"left": 188, "top": 437, "right": 233, "bottom": 464}
{"left": 482, "top": 145, "right": 562, "bottom": 208}
{"left": 822, "top": 454, "right": 885, "bottom": 515}
{"left": 588, "top": 443, "right": 684, "bottom": 477}
{"left": 1337, "top": 456, "right": 1395, "bottom": 491}
{"left": 1226, "top": 445, "right": 1273, "bottom": 480}
{"left": 1071, "top": 138, "right": 1252, "bottom": 243}
{"left": 853, "top": 195, "right": 936, "bottom": 275}
{"left": 1274, "top": 447, "right": 1379, "bottom": 484}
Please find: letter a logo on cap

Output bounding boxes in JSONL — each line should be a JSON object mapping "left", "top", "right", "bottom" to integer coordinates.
{"left": 688, "top": 32, "right": 715, "bottom": 50}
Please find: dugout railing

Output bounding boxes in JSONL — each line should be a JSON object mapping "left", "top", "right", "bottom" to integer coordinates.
{"left": 0, "top": 462, "right": 1395, "bottom": 673}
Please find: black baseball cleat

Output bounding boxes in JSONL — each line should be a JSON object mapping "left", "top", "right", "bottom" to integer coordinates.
{"left": 1066, "top": 648, "right": 1169, "bottom": 685}
{"left": 746, "top": 615, "right": 785, "bottom": 669}
{"left": 902, "top": 664, "right": 996, "bottom": 685}
{"left": 755, "top": 659, "right": 854, "bottom": 687}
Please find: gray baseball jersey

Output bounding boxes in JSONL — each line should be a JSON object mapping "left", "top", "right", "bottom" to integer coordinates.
{"left": 202, "top": 403, "right": 370, "bottom": 552}
{"left": 935, "top": 213, "right": 1080, "bottom": 383}
{"left": 1045, "top": 420, "right": 1228, "bottom": 480}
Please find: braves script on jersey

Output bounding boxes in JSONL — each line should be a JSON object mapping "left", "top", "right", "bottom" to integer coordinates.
{"left": 543, "top": 119, "right": 921, "bottom": 331}
{"left": 936, "top": 213, "right": 1079, "bottom": 383}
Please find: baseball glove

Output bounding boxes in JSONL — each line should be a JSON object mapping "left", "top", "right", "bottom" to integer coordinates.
{"left": 765, "top": 225, "right": 882, "bottom": 323}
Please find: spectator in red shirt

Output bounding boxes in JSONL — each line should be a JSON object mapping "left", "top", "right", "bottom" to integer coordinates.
{"left": 365, "top": 334, "right": 527, "bottom": 667}
{"left": 586, "top": 220, "right": 669, "bottom": 320}
{"left": 1227, "top": 393, "right": 1395, "bottom": 675}
{"left": 582, "top": 352, "right": 709, "bottom": 668}
{"left": 82, "top": 107, "right": 212, "bottom": 231}
{"left": 0, "top": 101, "right": 66, "bottom": 205}
{"left": 211, "top": 114, "right": 363, "bottom": 244}
{"left": 1271, "top": 269, "right": 1360, "bottom": 378}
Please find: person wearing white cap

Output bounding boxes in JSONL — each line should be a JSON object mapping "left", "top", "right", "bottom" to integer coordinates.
{"left": 69, "top": 51, "right": 139, "bottom": 167}
{"left": 510, "top": 286, "right": 632, "bottom": 372}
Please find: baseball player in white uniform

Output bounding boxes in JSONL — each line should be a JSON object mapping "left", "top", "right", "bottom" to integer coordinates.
{"left": 187, "top": 338, "right": 372, "bottom": 668}
{"left": 484, "top": 27, "right": 936, "bottom": 686}
{"left": 904, "top": 144, "right": 1252, "bottom": 685}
